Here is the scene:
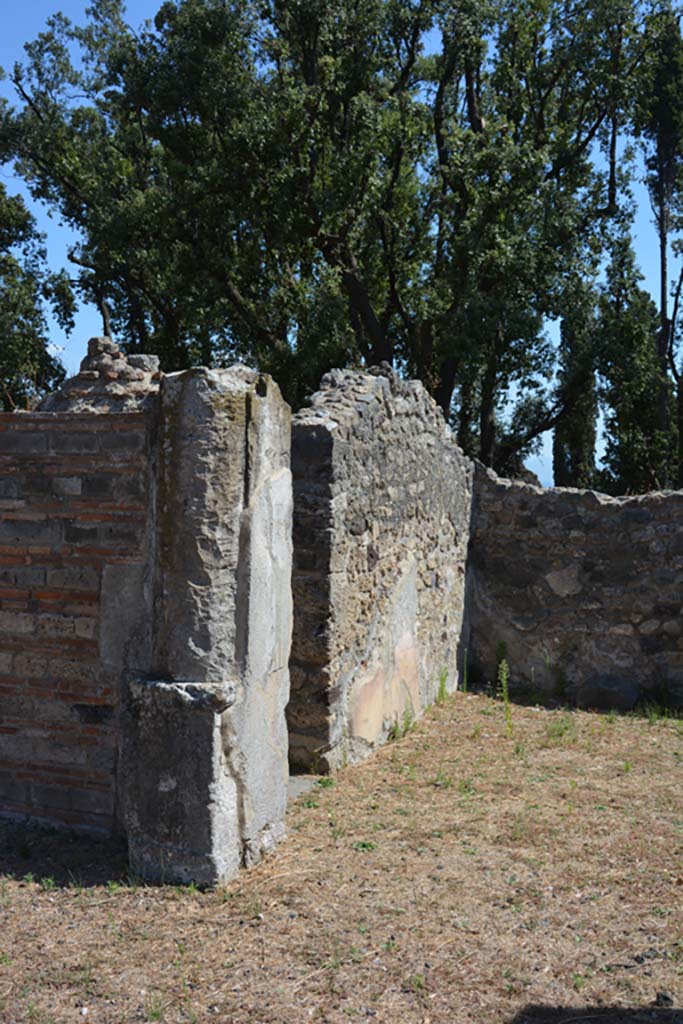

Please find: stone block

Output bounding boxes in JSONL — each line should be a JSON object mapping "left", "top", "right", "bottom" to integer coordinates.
{"left": 125, "top": 678, "right": 241, "bottom": 886}
{"left": 50, "top": 432, "right": 99, "bottom": 454}
{"left": 122, "top": 367, "right": 292, "bottom": 885}
{"left": 0, "top": 430, "right": 48, "bottom": 454}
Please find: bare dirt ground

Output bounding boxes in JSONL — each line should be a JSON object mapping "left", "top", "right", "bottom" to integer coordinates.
{"left": 0, "top": 692, "right": 682, "bottom": 1024}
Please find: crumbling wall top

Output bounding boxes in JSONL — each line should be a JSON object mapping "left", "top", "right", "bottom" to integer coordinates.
{"left": 39, "top": 337, "right": 161, "bottom": 413}
{"left": 294, "top": 363, "right": 455, "bottom": 441}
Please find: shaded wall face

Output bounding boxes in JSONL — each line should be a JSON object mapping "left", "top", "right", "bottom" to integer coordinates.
{"left": 0, "top": 411, "right": 155, "bottom": 832}
{"left": 289, "top": 368, "right": 474, "bottom": 771}
{"left": 469, "top": 467, "right": 683, "bottom": 709}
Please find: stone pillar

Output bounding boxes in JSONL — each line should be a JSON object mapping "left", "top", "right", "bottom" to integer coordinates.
{"left": 122, "top": 367, "right": 292, "bottom": 885}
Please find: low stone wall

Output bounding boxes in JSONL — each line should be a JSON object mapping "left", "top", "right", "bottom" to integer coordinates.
{"left": 0, "top": 408, "right": 155, "bottom": 832}
{"left": 468, "top": 466, "right": 683, "bottom": 709}
{"left": 288, "top": 367, "right": 473, "bottom": 770}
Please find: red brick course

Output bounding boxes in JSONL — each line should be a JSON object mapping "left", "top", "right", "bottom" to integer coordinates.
{"left": 0, "top": 412, "right": 154, "bottom": 833}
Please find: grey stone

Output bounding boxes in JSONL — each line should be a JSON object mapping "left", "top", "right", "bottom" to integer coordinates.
{"left": 289, "top": 366, "right": 473, "bottom": 771}
{"left": 39, "top": 337, "right": 161, "bottom": 412}
{"left": 128, "top": 354, "right": 160, "bottom": 373}
{"left": 545, "top": 565, "right": 583, "bottom": 598}
{"left": 570, "top": 674, "right": 642, "bottom": 711}
{"left": 122, "top": 367, "right": 292, "bottom": 886}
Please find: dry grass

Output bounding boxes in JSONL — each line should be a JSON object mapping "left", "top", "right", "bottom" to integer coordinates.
{"left": 0, "top": 693, "right": 682, "bottom": 1024}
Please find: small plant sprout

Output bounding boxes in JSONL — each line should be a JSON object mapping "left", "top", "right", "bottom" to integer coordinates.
{"left": 145, "top": 994, "right": 165, "bottom": 1021}
{"left": 437, "top": 667, "right": 448, "bottom": 704}
{"left": 388, "top": 701, "right": 415, "bottom": 741}
{"left": 498, "top": 658, "right": 513, "bottom": 738}
{"left": 462, "top": 648, "right": 469, "bottom": 693}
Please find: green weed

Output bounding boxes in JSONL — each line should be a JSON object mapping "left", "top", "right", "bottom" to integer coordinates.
{"left": 498, "top": 658, "right": 513, "bottom": 737}
{"left": 388, "top": 701, "right": 415, "bottom": 741}
{"left": 144, "top": 994, "right": 165, "bottom": 1021}
{"left": 545, "top": 711, "right": 577, "bottom": 744}
{"left": 430, "top": 769, "right": 453, "bottom": 789}
{"left": 437, "top": 668, "right": 448, "bottom": 704}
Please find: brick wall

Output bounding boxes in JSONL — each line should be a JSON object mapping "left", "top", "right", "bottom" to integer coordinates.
{"left": 0, "top": 411, "right": 155, "bottom": 832}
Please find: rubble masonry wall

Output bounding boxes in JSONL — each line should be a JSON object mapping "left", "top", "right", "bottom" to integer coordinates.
{"left": 4, "top": 346, "right": 683, "bottom": 885}
{"left": 288, "top": 367, "right": 474, "bottom": 771}
{"left": 468, "top": 465, "right": 683, "bottom": 710}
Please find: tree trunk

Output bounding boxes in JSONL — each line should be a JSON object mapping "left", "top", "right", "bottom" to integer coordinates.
{"left": 98, "top": 295, "right": 112, "bottom": 338}
{"left": 341, "top": 268, "right": 392, "bottom": 365}
{"left": 456, "top": 376, "right": 475, "bottom": 456}
{"left": 657, "top": 157, "right": 671, "bottom": 453}
{"left": 677, "top": 377, "right": 683, "bottom": 489}
{"left": 478, "top": 354, "right": 497, "bottom": 466}
{"left": 434, "top": 355, "right": 458, "bottom": 419}
{"left": 414, "top": 319, "right": 433, "bottom": 391}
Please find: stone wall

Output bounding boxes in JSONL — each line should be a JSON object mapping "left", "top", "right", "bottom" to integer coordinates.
{"left": 0, "top": 341, "right": 293, "bottom": 887}
{"left": 7, "top": 341, "right": 683, "bottom": 881}
{"left": 468, "top": 466, "right": 683, "bottom": 710}
{"left": 0, "top": 407, "right": 155, "bottom": 832}
{"left": 123, "top": 367, "right": 293, "bottom": 885}
{"left": 288, "top": 366, "right": 474, "bottom": 771}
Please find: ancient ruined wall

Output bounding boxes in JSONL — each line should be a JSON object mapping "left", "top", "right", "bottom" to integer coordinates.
{"left": 288, "top": 367, "right": 474, "bottom": 771}
{"left": 0, "top": 341, "right": 293, "bottom": 889}
{"left": 0, "top": 408, "right": 155, "bottom": 832}
{"left": 124, "top": 367, "right": 293, "bottom": 885}
{"left": 468, "top": 465, "right": 683, "bottom": 710}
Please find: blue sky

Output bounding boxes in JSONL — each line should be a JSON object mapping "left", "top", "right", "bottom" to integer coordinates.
{"left": 0, "top": 2, "right": 674, "bottom": 484}
{"left": 0, "top": 1, "right": 160, "bottom": 373}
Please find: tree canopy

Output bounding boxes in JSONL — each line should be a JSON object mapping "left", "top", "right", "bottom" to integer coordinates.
{"left": 0, "top": 99, "right": 69, "bottom": 410}
{"left": 3, "top": 0, "right": 683, "bottom": 486}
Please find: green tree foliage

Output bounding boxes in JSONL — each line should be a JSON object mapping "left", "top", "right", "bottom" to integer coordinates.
{"left": 635, "top": 3, "right": 683, "bottom": 451}
{"left": 0, "top": 161, "right": 68, "bottom": 409}
{"left": 597, "top": 236, "right": 674, "bottom": 493}
{"left": 0, "top": 0, "right": 670, "bottom": 478}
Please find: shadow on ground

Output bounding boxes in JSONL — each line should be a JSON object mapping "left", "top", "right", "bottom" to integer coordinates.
{"left": 0, "top": 776, "right": 319, "bottom": 890}
{"left": 466, "top": 675, "right": 683, "bottom": 721}
{"left": 509, "top": 1007, "right": 682, "bottom": 1023}
{"left": 0, "top": 819, "right": 128, "bottom": 888}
